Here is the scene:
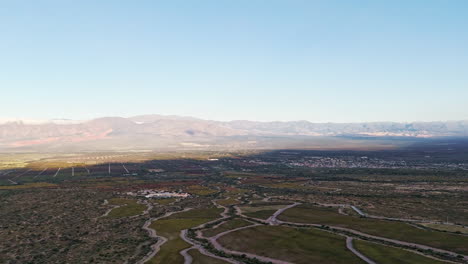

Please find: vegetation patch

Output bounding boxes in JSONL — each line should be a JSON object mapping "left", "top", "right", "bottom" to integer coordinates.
{"left": 188, "top": 249, "right": 229, "bottom": 264}
{"left": 263, "top": 181, "right": 307, "bottom": 189}
{"left": 354, "top": 240, "right": 448, "bottom": 264}
{"left": 165, "top": 207, "right": 223, "bottom": 220}
{"left": 218, "top": 225, "right": 364, "bottom": 264}
{"left": 244, "top": 210, "right": 277, "bottom": 220}
{"left": 421, "top": 223, "right": 468, "bottom": 234}
{"left": 224, "top": 187, "right": 248, "bottom": 195}
{"left": 156, "top": 198, "right": 177, "bottom": 205}
{"left": 0, "top": 182, "right": 57, "bottom": 189}
{"left": 216, "top": 198, "right": 239, "bottom": 206}
{"left": 106, "top": 198, "right": 146, "bottom": 218}
{"left": 147, "top": 235, "right": 191, "bottom": 264}
{"left": 239, "top": 204, "right": 287, "bottom": 213}
{"left": 278, "top": 204, "right": 468, "bottom": 255}
{"left": 186, "top": 185, "right": 218, "bottom": 195}
{"left": 202, "top": 218, "right": 252, "bottom": 237}
{"left": 148, "top": 208, "right": 223, "bottom": 264}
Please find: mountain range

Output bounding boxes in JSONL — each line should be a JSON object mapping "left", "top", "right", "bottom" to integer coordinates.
{"left": 1, "top": 115, "right": 467, "bottom": 152}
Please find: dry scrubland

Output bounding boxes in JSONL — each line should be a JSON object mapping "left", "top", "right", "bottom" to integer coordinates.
{"left": 0, "top": 189, "right": 150, "bottom": 263}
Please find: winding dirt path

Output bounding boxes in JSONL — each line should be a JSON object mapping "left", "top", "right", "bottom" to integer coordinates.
{"left": 266, "top": 202, "right": 300, "bottom": 225}
{"left": 136, "top": 208, "right": 193, "bottom": 264}
{"left": 209, "top": 223, "right": 293, "bottom": 264}
{"left": 350, "top": 206, "right": 366, "bottom": 217}
{"left": 179, "top": 246, "right": 193, "bottom": 264}
{"left": 256, "top": 201, "right": 465, "bottom": 262}
{"left": 346, "top": 237, "right": 377, "bottom": 264}
{"left": 130, "top": 200, "right": 153, "bottom": 218}
{"left": 233, "top": 205, "right": 267, "bottom": 223}
{"left": 276, "top": 219, "right": 467, "bottom": 261}
{"left": 100, "top": 204, "right": 121, "bottom": 218}
{"left": 180, "top": 229, "right": 239, "bottom": 264}
{"left": 321, "top": 203, "right": 441, "bottom": 224}
{"left": 177, "top": 200, "right": 241, "bottom": 264}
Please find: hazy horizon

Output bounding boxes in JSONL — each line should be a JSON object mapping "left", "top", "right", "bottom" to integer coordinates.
{"left": 1, "top": 113, "right": 468, "bottom": 124}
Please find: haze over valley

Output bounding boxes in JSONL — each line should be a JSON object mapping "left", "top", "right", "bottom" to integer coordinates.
{"left": 1, "top": 115, "right": 467, "bottom": 152}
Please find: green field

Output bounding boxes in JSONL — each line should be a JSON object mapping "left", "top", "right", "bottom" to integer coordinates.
{"left": 278, "top": 204, "right": 468, "bottom": 255}
{"left": 155, "top": 198, "right": 177, "bottom": 205}
{"left": 186, "top": 185, "right": 218, "bottom": 196}
{"left": 202, "top": 218, "right": 252, "bottom": 237}
{"left": 240, "top": 204, "right": 287, "bottom": 220}
{"left": 216, "top": 198, "right": 239, "bottom": 206}
{"left": 164, "top": 207, "right": 223, "bottom": 220}
{"left": 106, "top": 198, "right": 147, "bottom": 218}
{"left": 148, "top": 208, "right": 223, "bottom": 264}
{"left": 0, "top": 182, "right": 57, "bottom": 189}
{"left": 188, "top": 249, "right": 229, "bottom": 264}
{"left": 354, "top": 240, "right": 449, "bottom": 264}
{"left": 244, "top": 209, "right": 277, "bottom": 220}
{"left": 239, "top": 204, "right": 287, "bottom": 213}
{"left": 218, "top": 225, "right": 365, "bottom": 264}
{"left": 421, "top": 223, "right": 468, "bottom": 234}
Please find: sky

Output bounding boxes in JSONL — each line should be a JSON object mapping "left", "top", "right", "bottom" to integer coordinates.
{"left": 1, "top": 0, "right": 467, "bottom": 123}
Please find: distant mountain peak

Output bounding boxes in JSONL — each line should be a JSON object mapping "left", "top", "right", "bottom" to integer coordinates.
{"left": 0, "top": 115, "right": 467, "bottom": 151}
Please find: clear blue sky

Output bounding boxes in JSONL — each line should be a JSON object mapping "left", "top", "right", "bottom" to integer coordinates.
{"left": 1, "top": 0, "right": 467, "bottom": 122}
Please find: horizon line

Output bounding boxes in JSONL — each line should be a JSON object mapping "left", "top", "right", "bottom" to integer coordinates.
{"left": 0, "top": 114, "right": 467, "bottom": 125}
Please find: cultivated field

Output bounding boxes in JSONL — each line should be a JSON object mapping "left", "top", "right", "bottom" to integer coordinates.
{"left": 218, "top": 225, "right": 365, "bottom": 264}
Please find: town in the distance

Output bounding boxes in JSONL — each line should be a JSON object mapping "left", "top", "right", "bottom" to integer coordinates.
{"left": 1, "top": 137, "right": 467, "bottom": 263}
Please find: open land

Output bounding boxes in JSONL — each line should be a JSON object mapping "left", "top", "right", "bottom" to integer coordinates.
{"left": 1, "top": 141, "right": 467, "bottom": 263}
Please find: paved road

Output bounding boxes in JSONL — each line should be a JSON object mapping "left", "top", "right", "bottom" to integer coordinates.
{"left": 346, "top": 237, "right": 377, "bottom": 264}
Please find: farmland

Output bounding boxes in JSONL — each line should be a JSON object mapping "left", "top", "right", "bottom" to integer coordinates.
{"left": 187, "top": 248, "right": 228, "bottom": 264}
{"left": 218, "top": 225, "right": 364, "bottom": 264}
{"left": 353, "top": 240, "right": 448, "bottom": 264}
{"left": 278, "top": 204, "right": 468, "bottom": 255}
{"left": 106, "top": 198, "right": 147, "bottom": 218}
{"left": 202, "top": 218, "right": 252, "bottom": 237}
{"left": 148, "top": 208, "right": 223, "bottom": 264}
